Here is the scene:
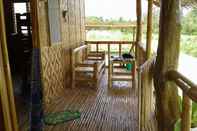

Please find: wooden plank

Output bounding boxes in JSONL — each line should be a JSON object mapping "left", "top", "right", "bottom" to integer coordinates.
{"left": 44, "top": 71, "right": 138, "bottom": 131}
{"left": 113, "top": 72, "right": 132, "bottom": 76}
{"left": 85, "top": 24, "right": 136, "bottom": 30}
{"left": 86, "top": 41, "right": 134, "bottom": 45}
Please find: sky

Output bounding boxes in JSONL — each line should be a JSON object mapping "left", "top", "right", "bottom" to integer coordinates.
{"left": 14, "top": 0, "right": 189, "bottom": 20}
{"left": 85, "top": 0, "right": 148, "bottom": 20}
{"left": 85, "top": 0, "right": 190, "bottom": 20}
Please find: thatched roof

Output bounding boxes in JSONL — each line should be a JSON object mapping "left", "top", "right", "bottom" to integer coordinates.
{"left": 153, "top": 0, "right": 197, "bottom": 8}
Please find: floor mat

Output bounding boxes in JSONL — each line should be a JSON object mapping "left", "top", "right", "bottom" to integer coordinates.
{"left": 44, "top": 110, "right": 81, "bottom": 125}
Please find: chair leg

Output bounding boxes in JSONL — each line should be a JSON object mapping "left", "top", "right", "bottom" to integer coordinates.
{"left": 108, "top": 63, "right": 112, "bottom": 88}
{"left": 72, "top": 80, "right": 75, "bottom": 88}
{"left": 95, "top": 80, "right": 99, "bottom": 88}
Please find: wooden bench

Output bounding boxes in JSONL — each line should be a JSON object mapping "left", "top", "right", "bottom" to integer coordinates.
{"left": 71, "top": 44, "right": 105, "bottom": 88}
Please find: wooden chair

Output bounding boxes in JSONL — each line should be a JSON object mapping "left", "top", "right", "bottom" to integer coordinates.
{"left": 71, "top": 44, "right": 105, "bottom": 88}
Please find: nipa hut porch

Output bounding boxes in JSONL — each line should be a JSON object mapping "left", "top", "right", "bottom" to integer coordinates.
{"left": 44, "top": 71, "right": 139, "bottom": 131}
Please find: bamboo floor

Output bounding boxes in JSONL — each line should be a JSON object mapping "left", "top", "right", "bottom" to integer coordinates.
{"left": 44, "top": 72, "right": 139, "bottom": 131}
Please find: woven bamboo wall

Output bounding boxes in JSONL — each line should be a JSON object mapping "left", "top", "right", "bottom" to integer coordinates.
{"left": 40, "top": 45, "right": 66, "bottom": 104}
{"left": 37, "top": 0, "right": 85, "bottom": 105}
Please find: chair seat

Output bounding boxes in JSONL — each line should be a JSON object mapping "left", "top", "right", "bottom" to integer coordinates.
{"left": 75, "top": 59, "right": 105, "bottom": 80}
{"left": 72, "top": 45, "right": 105, "bottom": 88}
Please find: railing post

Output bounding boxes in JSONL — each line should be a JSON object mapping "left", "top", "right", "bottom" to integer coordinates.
{"left": 119, "top": 43, "right": 122, "bottom": 57}
{"left": 138, "top": 68, "right": 142, "bottom": 131}
{"left": 108, "top": 44, "right": 111, "bottom": 88}
{"left": 108, "top": 44, "right": 110, "bottom": 67}
{"left": 96, "top": 42, "right": 99, "bottom": 52}
{"left": 133, "top": 27, "right": 136, "bottom": 42}
{"left": 146, "top": 0, "right": 153, "bottom": 60}
{"left": 181, "top": 94, "right": 192, "bottom": 131}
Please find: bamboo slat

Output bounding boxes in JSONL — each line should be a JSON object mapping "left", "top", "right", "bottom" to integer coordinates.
{"left": 40, "top": 45, "right": 66, "bottom": 104}
{"left": 44, "top": 71, "right": 138, "bottom": 131}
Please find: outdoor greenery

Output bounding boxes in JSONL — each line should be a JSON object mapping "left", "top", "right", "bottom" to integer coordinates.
{"left": 86, "top": 8, "right": 197, "bottom": 57}
{"left": 86, "top": 8, "right": 197, "bottom": 129}
{"left": 86, "top": 16, "right": 135, "bottom": 25}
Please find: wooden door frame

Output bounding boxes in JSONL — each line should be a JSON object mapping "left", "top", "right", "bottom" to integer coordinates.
{"left": 0, "top": 0, "right": 40, "bottom": 130}
{"left": 0, "top": 0, "right": 18, "bottom": 130}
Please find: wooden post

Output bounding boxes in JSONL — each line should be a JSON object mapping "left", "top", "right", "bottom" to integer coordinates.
{"left": 108, "top": 44, "right": 111, "bottom": 67}
{"left": 119, "top": 44, "right": 122, "bottom": 57}
{"left": 71, "top": 51, "right": 76, "bottom": 88}
{"left": 136, "top": 0, "right": 142, "bottom": 131}
{"left": 108, "top": 44, "right": 111, "bottom": 88}
{"left": 94, "top": 63, "right": 99, "bottom": 88}
{"left": 0, "top": 46, "right": 12, "bottom": 131}
{"left": 133, "top": 27, "right": 136, "bottom": 42}
{"left": 96, "top": 43, "right": 99, "bottom": 52}
{"left": 0, "top": 97, "right": 5, "bottom": 131}
{"left": 136, "top": 0, "right": 142, "bottom": 64}
{"left": 146, "top": 0, "right": 153, "bottom": 59}
{"left": 137, "top": 68, "right": 142, "bottom": 131}
{"left": 0, "top": 0, "right": 18, "bottom": 130}
{"left": 181, "top": 94, "right": 192, "bottom": 131}
{"left": 153, "top": 0, "right": 181, "bottom": 130}
{"left": 30, "top": 0, "right": 40, "bottom": 48}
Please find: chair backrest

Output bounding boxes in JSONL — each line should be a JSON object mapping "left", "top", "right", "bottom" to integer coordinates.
{"left": 71, "top": 44, "right": 88, "bottom": 69}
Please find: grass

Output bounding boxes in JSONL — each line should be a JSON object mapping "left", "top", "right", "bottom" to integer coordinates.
{"left": 87, "top": 31, "right": 197, "bottom": 57}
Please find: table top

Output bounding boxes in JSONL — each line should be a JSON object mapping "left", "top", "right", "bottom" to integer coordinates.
{"left": 111, "top": 56, "right": 135, "bottom": 64}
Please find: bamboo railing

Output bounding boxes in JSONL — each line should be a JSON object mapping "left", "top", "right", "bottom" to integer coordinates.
{"left": 166, "top": 70, "right": 197, "bottom": 131}
{"left": 85, "top": 41, "right": 136, "bottom": 66}
{"left": 137, "top": 54, "right": 157, "bottom": 131}
{"left": 137, "top": 52, "right": 197, "bottom": 131}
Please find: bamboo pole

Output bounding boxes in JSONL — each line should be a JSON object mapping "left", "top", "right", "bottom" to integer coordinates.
{"left": 146, "top": 0, "right": 153, "bottom": 59}
{"left": 181, "top": 94, "right": 192, "bottom": 131}
{"left": 133, "top": 27, "right": 136, "bottom": 42}
{"left": 153, "top": 0, "right": 181, "bottom": 130}
{"left": 119, "top": 44, "right": 122, "bottom": 57}
{"left": 96, "top": 43, "right": 99, "bottom": 52}
{"left": 136, "top": 0, "right": 142, "bottom": 131}
{"left": 0, "top": 49, "right": 12, "bottom": 131}
{"left": 135, "top": 0, "right": 142, "bottom": 65}
{"left": 0, "top": 0, "right": 18, "bottom": 130}
{"left": 0, "top": 96, "right": 5, "bottom": 131}
{"left": 108, "top": 44, "right": 111, "bottom": 88}
{"left": 138, "top": 69, "right": 142, "bottom": 131}
{"left": 30, "top": 0, "right": 40, "bottom": 48}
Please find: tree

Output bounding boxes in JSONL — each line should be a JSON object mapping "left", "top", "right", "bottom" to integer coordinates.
{"left": 182, "top": 9, "right": 197, "bottom": 35}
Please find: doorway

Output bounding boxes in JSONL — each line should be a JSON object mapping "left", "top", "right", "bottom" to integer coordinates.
{"left": 3, "top": 0, "right": 33, "bottom": 130}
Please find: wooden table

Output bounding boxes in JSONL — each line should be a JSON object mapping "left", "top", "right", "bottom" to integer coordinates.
{"left": 108, "top": 57, "right": 136, "bottom": 88}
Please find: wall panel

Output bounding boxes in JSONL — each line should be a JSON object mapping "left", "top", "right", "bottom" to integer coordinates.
{"left": 37, "top": 0, "right": 85, "bottom": 105}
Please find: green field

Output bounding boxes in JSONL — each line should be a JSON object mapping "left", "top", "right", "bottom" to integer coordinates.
{"left": 87, "top": 31, "right": 197, "bottom": 57}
